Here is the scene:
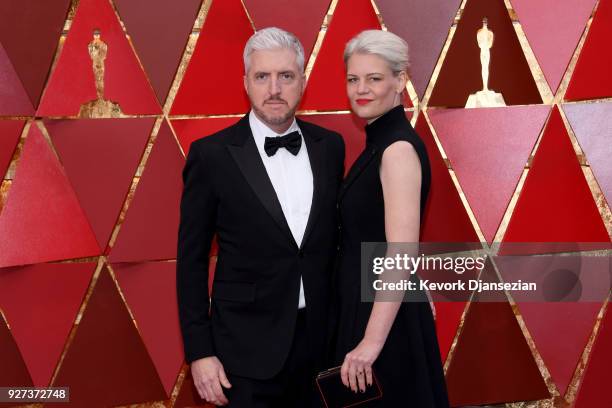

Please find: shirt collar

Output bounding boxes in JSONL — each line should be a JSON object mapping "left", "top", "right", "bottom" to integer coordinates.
{"left": 249, "top": 110, "right": 300, "bottom": 142}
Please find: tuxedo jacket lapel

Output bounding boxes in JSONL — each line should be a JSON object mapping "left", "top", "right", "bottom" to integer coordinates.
{"left": 227, "top": 115, "right": 298, "bottom": 249}
{"left": 299, "top": 119, "right": 328, "bottom": 250}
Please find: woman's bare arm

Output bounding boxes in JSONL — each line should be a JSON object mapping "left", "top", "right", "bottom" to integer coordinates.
{"left": 341, "top": 140, "right": 422, "bottom": 392}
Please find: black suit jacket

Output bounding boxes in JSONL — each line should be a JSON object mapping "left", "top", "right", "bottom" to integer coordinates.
{"left": 176, "top": 113, "right": 345, "bottom": 380}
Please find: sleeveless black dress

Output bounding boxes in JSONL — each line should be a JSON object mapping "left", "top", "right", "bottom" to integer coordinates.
{"left": 333, "top": 105, "right": 450, "bottom": 407}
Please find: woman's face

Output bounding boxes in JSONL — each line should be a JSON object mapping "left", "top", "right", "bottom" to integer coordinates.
{"left": 346, "top": 53, "right": 406, "bottom": 122}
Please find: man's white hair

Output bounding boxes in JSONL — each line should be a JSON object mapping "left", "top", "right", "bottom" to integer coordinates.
{"left": 344, "top": 29, "right": 409, "bottom": 73}
{"left": 243, "top": 27, "right": 305, "bottom": 73}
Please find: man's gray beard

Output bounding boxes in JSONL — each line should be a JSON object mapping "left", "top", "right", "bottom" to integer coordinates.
{"left": 252, "top": 103, "right": 298, "bottom": 127}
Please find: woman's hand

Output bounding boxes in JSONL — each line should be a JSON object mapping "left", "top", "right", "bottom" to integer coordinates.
{"left": 340, "top": 338, "right": 384, "bottom": 393}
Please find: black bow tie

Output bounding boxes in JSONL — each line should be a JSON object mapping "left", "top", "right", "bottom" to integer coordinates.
{"left": 264, "top": 131, "right": 302, "bottom": 156}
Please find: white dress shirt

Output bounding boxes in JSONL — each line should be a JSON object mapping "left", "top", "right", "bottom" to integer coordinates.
{"left": 249, "top": 111, "right": 313, "bottom": 309}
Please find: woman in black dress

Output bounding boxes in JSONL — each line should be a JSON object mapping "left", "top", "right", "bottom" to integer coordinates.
{"left": 334, "top": 30, "right": 450, "bottom": 407}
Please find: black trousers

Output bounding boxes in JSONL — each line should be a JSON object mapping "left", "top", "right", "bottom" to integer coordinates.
{"left": 223, "top": 309, "right": 323, "bottom": 407}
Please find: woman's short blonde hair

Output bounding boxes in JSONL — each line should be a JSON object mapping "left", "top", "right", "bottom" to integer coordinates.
{"left": 344, "top": 29, "right": 409, "bottom": 74}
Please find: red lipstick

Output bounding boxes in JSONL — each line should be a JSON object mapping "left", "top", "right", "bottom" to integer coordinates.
{"left": 356, "top": 99, "right": 373, "bottom": 106}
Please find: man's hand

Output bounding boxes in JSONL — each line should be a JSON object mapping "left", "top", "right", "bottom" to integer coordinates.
{"left": 191, "top": 356, "right": 232, "bottom": 406}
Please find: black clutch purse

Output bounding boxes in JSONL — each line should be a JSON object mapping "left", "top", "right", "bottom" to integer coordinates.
{"left": 316, "top": 366, "right": 383, "bottom": 408}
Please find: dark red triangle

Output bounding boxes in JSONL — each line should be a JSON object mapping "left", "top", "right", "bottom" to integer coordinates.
{"left": 243, "top": 0, "right": 330, "bottom": 60}
{"left": 45, "top": 118, "right": 154, "bottom": 251}
{"left": 113, "top": 261, "right": 183, "bottom": 397}
{"left": 445, "top": 260, "right": 550, "bottom": 406}
{"left": 109, "top": 120, "right": 184, "bottom": 262}
{"left": 502, "top": 106, "right": 610, "bottom": 246}
{"left": 428, "top": 0, "right": 542, "bottom": 107}
{"left": 574, "top": 302, "right": 612, "bottom": 407}
{"left": 0, "top": 42, "right": 34, "bottom": 115}
{"left": 446, "top": 302, "right": 551, "bottom": 405}
{"left": 566, "top": 0, "right": 612, "bottom": 100}
{"left": 170, "top": 0, "right": 253, "bottom": 115}
{"left": 376, "top": 0, "right": 461, "bottom": 99}
{"left": 416, "top": 112, "right": 479, "bottom": 243}
{"left": 0, "top": 312, "right": 33, "bottom": 390}
{"left": 0, "top": 263, "right": 95, "bottom": 387}
{"left": 0, "top": 120, "right": 25, "bottom": 180}
{"left": 48, "top": 266, "right": 166, "bottom": 407}
{"left": 171, "top": 116, "right": 241, "bottom": 155}
{"left": 428, "top": 106, "right": 549, "bottom": 242}
{"left": 518, "top": 302, "right": 603, "bottom": 396}
{"left": 495, "top": 247, "right": 610, "bottom": 396}
{"left": 37, "top": 0, "right": 161, "bottom": 116}
{"left": 300, "top": 0, "right": 382, "bottom": 111}
{"left": 114, "top": 0, "right": 202, "bottom": 104}
{"left": 0, "top": 125, "right": 100, "bottom": 268}
{"left": 0, "top": 0, "right": 70, "bottom": 108}
{"left": 434, "top": 301, "right": 467, "bottom": 363}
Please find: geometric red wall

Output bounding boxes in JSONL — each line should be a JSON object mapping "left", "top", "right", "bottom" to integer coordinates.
{"left": 1, "top": 0, "right": 610, "bottom": 406}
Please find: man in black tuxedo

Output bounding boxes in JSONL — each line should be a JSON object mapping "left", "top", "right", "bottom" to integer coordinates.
{"left": 177, "top": 27, "right": 345, "bottom": 407}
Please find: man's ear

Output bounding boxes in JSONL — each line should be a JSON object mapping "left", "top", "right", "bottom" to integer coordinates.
{"left": 243, "top": 75, "right": 248, "bottom": 93}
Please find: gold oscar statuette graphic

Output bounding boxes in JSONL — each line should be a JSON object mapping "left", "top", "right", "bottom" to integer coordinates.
{"left": 466, "top": 18, "right": 507, "bottom": 108}
{"left": 78, "top": 29, "right": 124, "bottom": 118}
